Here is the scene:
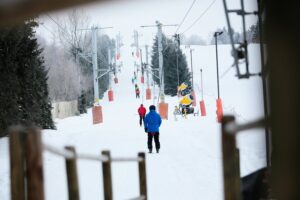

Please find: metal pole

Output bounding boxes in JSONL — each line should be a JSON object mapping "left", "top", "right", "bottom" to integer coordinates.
{"left": 114, "top": 36, "right": 118, "bottom": 77}
{"left": 116, "top": 32, "right": 121, "bottom": 60}
{"left": 136, "top": 31, "right": 140, "bottom": 59}
{"left": 153, "top": 82, "right": 155, "bottom": 105}
{"left": 108, "top": 48, "right": 112, "bottom": 89}
{"left": 140, "top": 48, "right": 143, "bottom": 76}
{"left": 200, "top": 69, "right": 204, "bottom": 100}
{"left": 175, "top": 34, "right": 180, "bottom": 87}
{"left": 145, "top": 45, "right": 150, "bottom": 88}
{"left": 215, "top": 34, "right": 220, "bottom": 99}
{"left": 190, "top": 49, "right": 194, "bottom": 90}
{"left": 240, "top": 0, "right": 249, "bottom": 75}
{"left": 113, "top": 50, "right": 117, "bottom": 76}
{"left": 257, "top": 0, "right": 271, "bottom": 167}
{"left": 156, "top": 21, "right": 164, "bottom": 99}
{"left": 222, "top": 0, "right": 241, "bottom": 77}
{"left": 92, "top": 27, "right": 99, "bottom": 102}
{"left": 176, "top": 51, "right": 179, "bottom": 86}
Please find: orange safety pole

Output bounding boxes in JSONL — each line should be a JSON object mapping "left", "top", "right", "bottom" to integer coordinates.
{"left": 159, "top": 102, "right": 168, "bottom": 120}
{"left": 200, "top": 100, "right": 206, "bottom": 116}
{"left": 216, "top": 98, "right": 223, "bottom": 123}
{"left": 108, "top": 90, "right": 114, "bottom": 102}
{"left": 141, "top": 76, "right": 144, "bottom": 84}
{"left": 146, "top": 88, "right": 151, "bottom": 100}
{"left": 92, "top": 106, "right": 103, "bottom": 124}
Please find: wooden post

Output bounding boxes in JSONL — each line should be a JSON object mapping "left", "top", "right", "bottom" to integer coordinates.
{"left": 235, "top": 148, "right": 241, "bottom": 186}
{"left": 102, "top": 151, "right": 113, "bottom": 200}
{"left": 24, "top": 126, "right": 45, "bottom": 200}
{"left": 267, "top": 1, "right": 300, "bottom": 198}
{"left": 9, "top": 126, "right": 26, "bottom": 200}
{"left": 138, "top": 152, "right": 147, "bottom": 200}
{"left": 65, "top": 146, "right": 80, "bottom": 200}
{"left": 222, "top": 116, "right": 241, "bottom": 200}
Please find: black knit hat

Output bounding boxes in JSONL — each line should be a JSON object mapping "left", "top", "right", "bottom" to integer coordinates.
{"left": 149, "top": 105, "right": 156, "bottom": 110}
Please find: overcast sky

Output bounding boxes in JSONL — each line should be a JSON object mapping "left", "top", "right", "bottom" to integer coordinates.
{"left": 37, "top": 0, "right": 258, "bottom": 46}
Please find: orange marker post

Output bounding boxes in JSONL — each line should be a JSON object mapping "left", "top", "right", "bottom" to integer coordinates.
{"left": 200, "top": 100, "right": 206, "bottom": 116}
{"left": 108, "top": 90, "right": 114, "bottom": 102}
{"left": 159, "top": 102, "right": 168, "bottom": 120}
{"left": 146, "top": 88, "right": 151, "bottom": 100}
{"left": 216, "top": 98, "right": 223, "bottom": 122}
{"left": 141, "top": 76, "right": 144, "bottom": 84}
{"left": 92, "top": 106, "right": 103, "bottom": 124}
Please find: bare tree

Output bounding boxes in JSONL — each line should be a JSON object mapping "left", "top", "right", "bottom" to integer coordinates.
{"left": 39, "top": 41, "right": 82, "bottom": 101}
{"left": 52, "top": 9, "right": 91, "bottom": 93}
{"left": 55, "top": 9, "right": 90, "bottom": 52}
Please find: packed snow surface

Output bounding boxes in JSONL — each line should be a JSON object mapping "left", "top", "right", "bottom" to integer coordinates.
{"left": 0, "top": 44, "right": 266, "bottom": 200}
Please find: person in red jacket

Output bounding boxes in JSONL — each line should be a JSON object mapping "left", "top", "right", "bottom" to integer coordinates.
{"left": 138, "top": 104, "right": 147, "bottom": 126}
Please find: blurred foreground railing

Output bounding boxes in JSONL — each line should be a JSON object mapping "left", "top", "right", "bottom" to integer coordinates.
{"left": 221, "top": 115, "right": 269, "bottom": 200}
{"left": 9, "top": 126, "right": 147, "bottom": 200}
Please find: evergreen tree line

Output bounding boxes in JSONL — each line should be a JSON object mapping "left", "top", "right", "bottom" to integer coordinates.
{"left": 0, "top": 20, "right": 54, "bottom": 136}
{"left": 180, "top": 23, "right": 260, "bottom": 46}
{"left": 151, "top": 34, "right": 191, "bottom": 96}
{"left": 209, "top": 23, "right": 260, "bottom": 45}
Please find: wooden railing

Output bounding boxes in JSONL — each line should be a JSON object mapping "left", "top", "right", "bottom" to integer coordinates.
{"left": 9, "top": 126, "right": 147, "bottom": 200}
{"left": 221, "top": 115, "right": 267, "bottom": 200}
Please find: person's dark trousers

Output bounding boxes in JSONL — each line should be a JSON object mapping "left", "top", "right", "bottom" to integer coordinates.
{"left": 139, "top": 115, "right": 145, "bottom": 126}
{"left": 147, "top": 132, "right": 160, "bottom": 151}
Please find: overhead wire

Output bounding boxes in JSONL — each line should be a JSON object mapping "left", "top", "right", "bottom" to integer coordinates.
{"left": 46, "top": 14, "right": 76, "bottom": 48}
{"left": 180, "top": 0, "right": 217, "bottom": 35}
{"left": 220, "top": 65, "right": 234, "bottom": 79}
{"left": 46, "top": 14, "right": 67, "bottom": 33}
{"left": 40, "top": 23, "right": 56, "bottom": 37}
{"left": 46, "top": 14, "right": 110, "bottom": 66}
{"left": 175, "top": 0, "right": 197, "bottom": 34}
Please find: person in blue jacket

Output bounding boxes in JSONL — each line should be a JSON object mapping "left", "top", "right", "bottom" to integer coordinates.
{"left": 144, "top": 105, "right": 162, "bottom": 153}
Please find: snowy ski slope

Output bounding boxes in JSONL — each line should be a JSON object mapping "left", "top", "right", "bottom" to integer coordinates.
{"left": 0, "top": 44, "right": 266, "bottom": 200}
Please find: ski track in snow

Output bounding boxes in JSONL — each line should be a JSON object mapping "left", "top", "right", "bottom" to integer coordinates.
{"left": 0, "top": 44, "right": 266, "bottom": 200}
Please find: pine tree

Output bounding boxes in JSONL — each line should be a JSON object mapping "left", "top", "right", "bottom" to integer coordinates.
{"left": 151, "top": 34, "right": 191, "bottom": 96}
{"left": 0, "top": 26, "right": 22, "bottom": 134}
{"left": 0, "top": 20, "right": 55, "bottom": 136}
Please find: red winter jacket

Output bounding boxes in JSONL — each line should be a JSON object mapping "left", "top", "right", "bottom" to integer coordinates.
{"left": 138, "top": 106, "right": 146, "bottom": 116}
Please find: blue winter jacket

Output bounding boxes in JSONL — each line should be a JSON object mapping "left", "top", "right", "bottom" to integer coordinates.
{"left": 144, "top": 110, "right": 162, "bottom": 133}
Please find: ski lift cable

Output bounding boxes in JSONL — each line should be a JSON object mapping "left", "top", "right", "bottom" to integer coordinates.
{"left": 180, "top": 0, "right": 217, "bottom": 35}
{"left": 220, "top": 65, "right": 234, "bottom": 79}
{"left": 175, "top": 0, "right": 197, "bottom": 34}
{"left": 40, "top": 22, "right": 82, "bottom": 59}
{"left": 46, "top": 14, "right": 78, "bottom": 49}
{"left": 47, "top": 15, "right": 108, "bottom": 65}
{"left": 40, "top": 25, "right": 103, "bottom": 66}
{"left": 40, "top": 23, "right": 56, "bottom": 36}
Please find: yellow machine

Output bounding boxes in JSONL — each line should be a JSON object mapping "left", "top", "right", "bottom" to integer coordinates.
{"left": 177, "top": 83, "right": 194, "bottom": 114}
